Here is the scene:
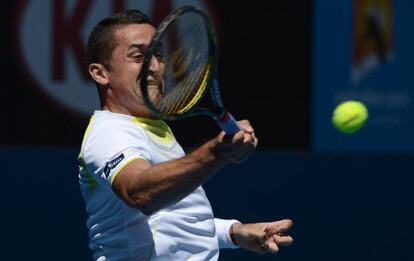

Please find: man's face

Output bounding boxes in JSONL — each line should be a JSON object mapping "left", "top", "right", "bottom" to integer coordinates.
{"left": 106, "top": 23, "right": 165, "bottom": 116}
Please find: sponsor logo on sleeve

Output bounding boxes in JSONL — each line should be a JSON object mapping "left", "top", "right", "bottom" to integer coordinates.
{"left": 103, "top": 153, "right": 125, "bottom": 179}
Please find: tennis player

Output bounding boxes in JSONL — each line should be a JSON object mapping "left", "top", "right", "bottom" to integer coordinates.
{"left": 79, "top": 10, "right": 293, "bottom": 260}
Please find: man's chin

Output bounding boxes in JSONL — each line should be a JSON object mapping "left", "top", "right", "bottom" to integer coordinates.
{"left": 147, "top": 82, "right": 164, "bottom": 94}
{"left": 148, "top": 114, "right": 161, "bottom": 120}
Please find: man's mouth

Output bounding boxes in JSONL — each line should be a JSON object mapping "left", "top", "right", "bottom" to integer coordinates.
{"left": 147, "top": 76, "right": 159, "bottom": 85}
{"left": 147, "top": 81, "right": 157, "bottom": 86}
{"left": 146, "top": 78, "right": 164, "bottom": 95}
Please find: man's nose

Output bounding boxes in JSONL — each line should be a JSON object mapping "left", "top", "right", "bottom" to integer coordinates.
{"left": 149, "top": 55, "right": 160, "bottom": 72}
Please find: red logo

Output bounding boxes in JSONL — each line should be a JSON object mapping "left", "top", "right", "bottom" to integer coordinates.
{"left": 14, "top": 0, "right": 219, "bottom": 116}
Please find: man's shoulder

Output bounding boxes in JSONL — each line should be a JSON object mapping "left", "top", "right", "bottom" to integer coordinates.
{"left": 81, "top": 112, "right": 148, "bottom": 155}
{"left": 80, "top": 112, "right": 150, "bottom": 167}
{"left": 89, "top": 111, "right": 146, "bottom": 138}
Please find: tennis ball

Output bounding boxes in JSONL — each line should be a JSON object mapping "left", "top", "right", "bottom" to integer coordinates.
{"left": 332, "top": 101, "right": 368, "bottom": 134}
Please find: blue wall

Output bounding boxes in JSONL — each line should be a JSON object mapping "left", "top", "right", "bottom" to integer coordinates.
{"left": 3, "top": 148, "right": 413, "bottom": 260}
{"left": 313, "top": 0, "right": 414, "bottom": 152}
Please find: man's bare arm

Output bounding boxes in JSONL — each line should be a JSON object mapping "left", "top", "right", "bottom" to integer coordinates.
{"left": 112, "top": 120, "right": 258, "bottom": 215}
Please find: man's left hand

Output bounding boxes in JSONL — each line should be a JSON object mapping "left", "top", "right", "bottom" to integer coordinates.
{"left": 230, "top": 219, "right": 294, "bottom": 254}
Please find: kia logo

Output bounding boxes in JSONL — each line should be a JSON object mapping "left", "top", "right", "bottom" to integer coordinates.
{"left": 14, "top": 0, "right": 218, "bottom": 116}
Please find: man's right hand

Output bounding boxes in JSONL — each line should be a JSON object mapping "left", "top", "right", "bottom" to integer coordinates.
{"left": 214, "top": 120, "right": 258, "bottom": 163}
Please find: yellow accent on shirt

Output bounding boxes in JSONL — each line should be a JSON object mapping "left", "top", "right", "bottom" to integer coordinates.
{"left": 131, "top": 117, "right": 175, "bottom": 145}
{"left": 79, "top": 157, "right": 98, "bottom": 194}
{"left": 78, "top": 115, "right": 98, "bottom": 194}
{"left": 146, "top": 219, "right": 161, "bottom": 261}
{"left": 81, "top": 115, "right": 95, "bottom": 147}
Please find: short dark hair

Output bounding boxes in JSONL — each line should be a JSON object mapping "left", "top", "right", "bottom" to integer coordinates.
{"left": 86, "top": 10, "right": 153, "bottom": 69}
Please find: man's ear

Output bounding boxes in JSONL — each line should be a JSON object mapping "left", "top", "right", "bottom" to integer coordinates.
{"left": 89, "top": 63, "right": 109, "bottom": 85}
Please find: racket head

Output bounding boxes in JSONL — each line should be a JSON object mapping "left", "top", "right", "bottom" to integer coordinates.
{"left": 140, "top": 6, "right": 221, "bottom": 121}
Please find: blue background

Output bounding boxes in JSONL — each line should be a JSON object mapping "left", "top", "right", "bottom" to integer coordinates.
{"left": 4, "top": 149, "right": 414, "bottom": 260}
{"left": 313, "top": 0, "right": 414, "bottom": 152}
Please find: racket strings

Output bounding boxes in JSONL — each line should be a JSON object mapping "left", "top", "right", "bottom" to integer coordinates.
{"left": 160, "top": 52, "right": 199, "bottom": 112}
{"left": 155, "top": 13, "right": 210, "bottom": 115}
{"left": 163, "top": 58, "right": 208, "bottom": 114}
{"left": 162, "top": 22, "right": 206, "bottom": 111}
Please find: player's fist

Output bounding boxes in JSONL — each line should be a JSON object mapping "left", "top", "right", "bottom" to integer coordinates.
{"left": 214, "top": 120, "right": 258, "bottom": 163}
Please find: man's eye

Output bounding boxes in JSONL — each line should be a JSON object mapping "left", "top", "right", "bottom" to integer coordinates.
{"left": 154, "top": 44, "right": 164, "bottom": 59}
{"left": 154, "top": 51, "right": 164, "bottom": 59}
{"left": 132, "top": 54, "right": 144, "bottom": 61}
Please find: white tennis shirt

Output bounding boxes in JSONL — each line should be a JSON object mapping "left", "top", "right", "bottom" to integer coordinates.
{"left": 78, "top": 110, "right": 239, "bottom": 261}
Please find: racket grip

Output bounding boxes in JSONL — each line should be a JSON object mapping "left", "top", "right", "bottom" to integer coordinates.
{"left": 217, "top": 112, "right": 241, "bottom": 134}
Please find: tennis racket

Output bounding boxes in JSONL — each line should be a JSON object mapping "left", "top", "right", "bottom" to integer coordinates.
{"left": 139, "top": 5, "right": 241, "bottom": 134}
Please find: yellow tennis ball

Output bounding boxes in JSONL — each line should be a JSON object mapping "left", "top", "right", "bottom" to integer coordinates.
{"left": 332, "top": 101, "right": 368, "bottom": 134}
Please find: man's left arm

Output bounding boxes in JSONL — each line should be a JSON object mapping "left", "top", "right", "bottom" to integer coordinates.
{"left": 215, "top": 218, "right": 294, "bottom": 254}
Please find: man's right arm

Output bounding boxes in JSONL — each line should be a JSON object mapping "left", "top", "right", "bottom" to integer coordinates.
{"left": 112, "top": 120, "right": 258, "bottom": 215}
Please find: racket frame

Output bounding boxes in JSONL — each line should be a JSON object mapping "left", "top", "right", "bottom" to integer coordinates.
{"left": 140, "top": 6, "right": 240, "bottom": 134}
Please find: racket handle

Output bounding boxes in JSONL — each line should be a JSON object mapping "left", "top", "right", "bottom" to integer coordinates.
{"left": 217, "top": 112, "right": 241, "bottom": 134}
